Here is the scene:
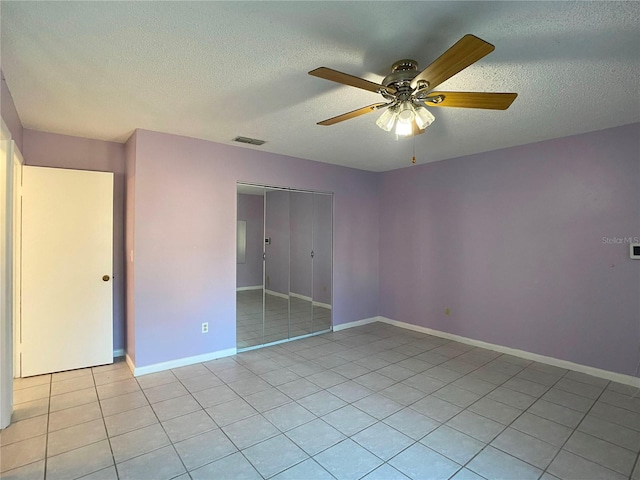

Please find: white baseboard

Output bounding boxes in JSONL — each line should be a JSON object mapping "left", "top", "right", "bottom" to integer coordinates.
{"left": 376, "top": 317, "right": 639, "bottom": 388}
{"left": 281, "top": 292, "right": 332, "bottom": 310}
{"left": 313, "top": 301, "right": 332, "bottom": 310}
{"left": 265, "top": 289, "right": 289, "bottom": 300}
{"left": 125, "top": 354, "right": 135, "bottom": 375}
{"left": 121, "top": 315, "right": 638, "bottom": 387}
{"left": 113, "top": 349, "right": 124, "bottom": 358}
{"left": 125, "top": 348, "right": 237, "bottom": 377}
{"left": 237, "top": 289, "right": 332, "bottom": 310}
{"left": 333, "top": 316, "right": 380, "bottom": 331}
{"left": 290, "top": 292, "right": 312, "bottom": 302}
{"left": 236, "top": 286, "right": 262, "bottom": 291}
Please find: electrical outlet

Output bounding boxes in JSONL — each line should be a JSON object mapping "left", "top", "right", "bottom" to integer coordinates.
{"left": 202, "top": 322, "right": 208, "bottom": 333}
{"left": 445, "top": 307, "right": 451, "bottom": 316}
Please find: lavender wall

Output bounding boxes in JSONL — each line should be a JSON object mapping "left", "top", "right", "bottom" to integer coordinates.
{"left": 1, "top": 72, "right": 23, "bottom": 152}
{"left": 379, "top": 123, "right": 640, "bottom": 376}
{"left": 130, "top": 129, "right": 379, "bottom": 367}
{"left": 23, "top": 129, "right": 127, "bottom": 353}
{"left": 236, "top": 193, "right": 264, "bottom": 288}
{"left": 124, "top": 132, "right": 137, "bottom": 363}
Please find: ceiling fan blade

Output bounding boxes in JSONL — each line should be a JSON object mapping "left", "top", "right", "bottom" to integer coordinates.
{"left": 310, "top": 67, "right": 396, "bottom": 95}
{"left": 424, "top": 92, "right": 517, "bottom": 110}
{"left": 410, "top": 34, "right": 495, "bottom": 90}
{"left": 317, "top": 103, "right": 387, "bottom": 126}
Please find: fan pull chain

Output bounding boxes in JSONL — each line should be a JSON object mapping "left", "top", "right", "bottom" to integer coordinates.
{"left": 412, "top": 134, "right": 416, "bottom": 164}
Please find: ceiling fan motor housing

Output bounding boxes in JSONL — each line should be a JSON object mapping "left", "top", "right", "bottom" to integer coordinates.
{"left": 381, "top": 59, "right": 421, "bottom": 101}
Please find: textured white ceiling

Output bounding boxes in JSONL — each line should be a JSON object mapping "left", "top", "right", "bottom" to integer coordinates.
{"left": 1, "top": 1, "right": 639, "bottom": 172}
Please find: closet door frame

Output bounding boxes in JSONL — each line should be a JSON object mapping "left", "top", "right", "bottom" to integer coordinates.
{"left": 236, "top": 182, "right": 333, "bottom": 352}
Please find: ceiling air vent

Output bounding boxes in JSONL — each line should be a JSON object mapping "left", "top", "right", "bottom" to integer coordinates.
{"left": 233, "top": 136, "right": 266, "bottom": 146}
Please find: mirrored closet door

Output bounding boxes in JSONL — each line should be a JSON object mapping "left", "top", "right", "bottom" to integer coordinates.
{"left": 263, "top": 188, "right": 290, "bottom": 344}
{"left": 235, "top": 185, "right": 266, "bottom": 348}
{"left": 236, "top": 184, "right": 333, "bottom": 350}
{"left": 312, "top": 193, "right": 332, "bottom": 333}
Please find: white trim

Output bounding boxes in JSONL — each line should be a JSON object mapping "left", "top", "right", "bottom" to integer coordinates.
{"left": 313, "top": 300, "right": 332, "bottom": 310}
{"left": 290, "top": 292, "right": 312, "bottom": 302}
{"left": 277, "top": 292, "right": 332, "bottom": 310}
{"left": 0, "top": 122, "right": 15, "bottom": 428}
{"left": 265, "top": 289, "right": 289, "bottom": 300}
{"left": 125, "top": 348, "right": 237, "bottom": 377}
{"left": 236, "top": 285, "right": 262, "bottom": 292}
{"left": 12, "top": 146, "right": 22, "bottom": 380}
{"left": 238, "top": 328, "right": 330, "bottom": 352}
{"left": 237, "top": 182, "right": 334, "bottom": 197}
{"left": 113, "top": 349, "right": 124, "bottom": 358}
{"left": 377, "top": 317, "right": 640, "bottom": 388}
{"left": 332, "top": 316, "right": 380, "bottom": 331}
{"left": 125, "top": 353, "right": 135, "bottom": 375}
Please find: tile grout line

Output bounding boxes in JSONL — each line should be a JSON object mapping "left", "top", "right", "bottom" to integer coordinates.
{"left": 505, "top": 367, "right": 623, "bottom": 476}
{"left": 9, "top": 369, "right": 121, "bottom": 478}
{"left": 631, "top": 451, "right": 640, "bottom": 480}
{"left": 132, "top": 370, "right": 190, "bottom": 478}
{"left": 448, "top": 360, "right": 570, "bottom": 477}
{"left": 182, "top": 359, "right": 274, "bottom": 480}
{"left": 292, "top": 340, "right": 520, "bottom": 478}
{"left": 45, "top": 366, "right": 127, "bottom": 478}
{"left": 539, "top": 370, "right": 613, "bottom": 478}
{"left": 42, "top": 373, "right": 52, "bottom": 480}
{"left": 331, "top": 327, "right": 484, "bottom": 477}
{"left": 175, "top": 359, "right": 346, "bottom": 477}
{"left": 172, "top": 365, "right": 254, "bottom": 476}
{"left": 91, "top": 365, "right": 119, "bottom": 480}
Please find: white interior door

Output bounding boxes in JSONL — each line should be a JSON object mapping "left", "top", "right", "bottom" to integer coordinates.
{"left": 21, "top": 166, "right": 113, "bottom": 377}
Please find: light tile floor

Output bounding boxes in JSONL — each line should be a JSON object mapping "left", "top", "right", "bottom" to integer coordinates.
{"left": 1, "top": 322, "right": 639, "bottom": 480}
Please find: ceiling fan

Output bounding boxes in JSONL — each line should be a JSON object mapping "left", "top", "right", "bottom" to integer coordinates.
{"left": 309, "top": 34, "right": 517, "bottom": 137}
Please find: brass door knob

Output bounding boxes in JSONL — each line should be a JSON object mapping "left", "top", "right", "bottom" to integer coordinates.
{"left": 102, "top": 275, "right": 110, "bottom": 282}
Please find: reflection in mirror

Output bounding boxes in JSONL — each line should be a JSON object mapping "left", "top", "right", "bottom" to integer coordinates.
{"left": 236, "top": 184, "right": 332, "bottom": 350}
{"left": 313, "top": 193, "right": 332, "bottom": 333}
{"left": 289, "top": 192, "right": 313, "bottom": 337}
{"left": 236, "top": 186, "right": 265, "bottom": 348}
{"left": 264, "top": 189, "right": 290, "bottom": 344}
{"left": 237, "top": 221, "right": 246, "bottom": 264}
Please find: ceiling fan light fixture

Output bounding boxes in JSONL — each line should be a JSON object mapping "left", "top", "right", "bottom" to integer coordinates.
{"left": 376, "top": 107, "right": 397, "bottom": 132}
{"left": 414, "top": 105, "right": 435, "bottom": 130}
{"left": 395, "top": 121, "right": 413, "bottom": 137}
{"left": 394, "top": 101, "right": 415, "bottom": 136}
{"left": 398, "top": 101, "right": 415, "bottom": 119}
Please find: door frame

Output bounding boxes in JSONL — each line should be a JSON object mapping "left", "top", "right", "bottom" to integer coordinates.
{"left": 0, "top": 118, "right": 16, "bottom": 428}
{"left": 12, "top": 146, "right": 23, "bottom": 378}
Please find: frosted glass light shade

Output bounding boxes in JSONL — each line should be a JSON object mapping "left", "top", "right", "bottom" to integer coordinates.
{"left": 395, "top": 102, "right": 415, "bottom": 136}
{"left": 395, "top": 121, "right": 413, "bottom": 136}
{"left": 414, "top": 106, "right": 435, "bottom": 129}
{"left": 376, "top": 108, "right": 396, "bottom": 131}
